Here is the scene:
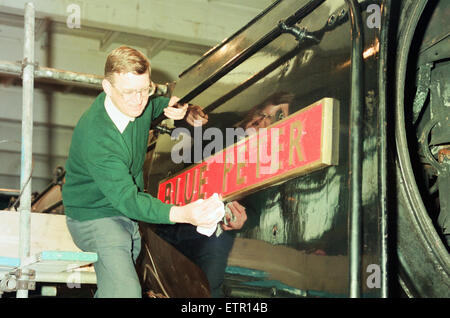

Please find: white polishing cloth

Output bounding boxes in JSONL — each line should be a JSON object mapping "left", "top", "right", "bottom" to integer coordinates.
{"left": 196, "top": 193, "right": 225, "bottom": 237}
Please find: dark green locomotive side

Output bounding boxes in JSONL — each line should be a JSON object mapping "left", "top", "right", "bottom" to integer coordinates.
{"left": 142, "top": 0, "right": 450, "bottom": 298}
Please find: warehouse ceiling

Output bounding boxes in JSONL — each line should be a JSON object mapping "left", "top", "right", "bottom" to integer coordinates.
{"left": 0, "top": 0, "right": 275, "bottom": 89}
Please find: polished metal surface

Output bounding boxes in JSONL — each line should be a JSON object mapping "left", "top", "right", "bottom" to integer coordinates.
{"left": 143, "top": 0, "right": 450, "bottom": 298}
{"left": 145, "top": 0, "right": 384, "bottom": 297}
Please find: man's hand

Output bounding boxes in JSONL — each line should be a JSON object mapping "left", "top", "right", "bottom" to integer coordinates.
{"left": 221, "top": 201, "right": 247, "bottom": 231}
{"left": 169, "top": 195, "right": 224, "bottom": 228}
{"left": 186, "top": 105, "right": 208, "bottom": 127}
{"left": 164, "top": 96, "right": 188, "bottom": 120}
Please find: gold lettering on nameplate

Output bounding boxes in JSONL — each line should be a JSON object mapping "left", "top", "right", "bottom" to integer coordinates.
{"left": 158, "top": 97, "right": 340, "bottom": 204}
{"left": 184, "top": 169, "right": 197, "bottom": 204}
{"left": 289, "top": 120, "right": 304, "bottom": 166}
{"left": 198, "top": 165, "right": 208, "bottom": 200}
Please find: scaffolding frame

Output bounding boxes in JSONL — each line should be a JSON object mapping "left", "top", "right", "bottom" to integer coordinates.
{"left": 0, "top": 3, "right": 102, "bottom": 298}
{"left": 16, "top": 1, "right": 35, "bottom": 298}
{"left": 0, "top": 2, "right": 174, "bottom": 298}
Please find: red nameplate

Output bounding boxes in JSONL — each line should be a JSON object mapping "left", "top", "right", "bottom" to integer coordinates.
{"left": 158, "top": 97, "right": 339, "bottom": 204}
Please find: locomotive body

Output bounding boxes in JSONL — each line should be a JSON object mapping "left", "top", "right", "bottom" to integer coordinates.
{"left": 141, "top": 0, "right": 450, "bottom": 297}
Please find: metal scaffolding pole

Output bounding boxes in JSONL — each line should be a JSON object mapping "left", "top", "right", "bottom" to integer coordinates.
{"left": 0, "top": 61, "right": 168, "bottom": 93}
{"left": 0, "top": 60, "right": 103, "bottom": 88}
{"left": 16, "top": 2, "right": 35, "bottom": 299}
{"left": 0, "top": 270, "right": 97, "bottom": 285}
{"left": 0, "top": 60, "right": 169, "bottom": 96}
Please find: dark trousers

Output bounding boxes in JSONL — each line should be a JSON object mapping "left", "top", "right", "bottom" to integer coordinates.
{"left": 155, "top": 223, "right": 235, "bottom": 298}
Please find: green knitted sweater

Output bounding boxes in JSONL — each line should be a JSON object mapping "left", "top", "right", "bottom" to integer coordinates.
{"left": 62, "top": 92, "right": 174, "bottom": 223}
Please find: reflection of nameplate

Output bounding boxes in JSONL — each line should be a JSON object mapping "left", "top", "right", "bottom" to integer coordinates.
{"left": 158, "top": 97, "right": 339, "bottom": 204}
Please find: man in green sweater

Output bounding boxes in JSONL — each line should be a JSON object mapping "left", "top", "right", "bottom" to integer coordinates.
{"left": 62, "top": 46, "right": 224, "bottom": 298}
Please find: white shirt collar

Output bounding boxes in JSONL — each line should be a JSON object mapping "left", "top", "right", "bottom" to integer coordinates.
{"left": 104, "top": 94, "right": 135, "bottom": 134}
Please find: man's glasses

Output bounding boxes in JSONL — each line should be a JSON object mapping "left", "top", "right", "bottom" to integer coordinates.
{"left": 255, "top": 108, "right": 286, "bottom": 122}
{"left": 112, "top": 82, "right": 156, "bottom": 100}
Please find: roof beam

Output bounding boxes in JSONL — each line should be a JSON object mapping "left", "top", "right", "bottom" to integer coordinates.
{"left": 99, "top": 30, "right": 121, "bottom": 51}
{"left": 146, "top": 39, "right": 170, "bottom": 58}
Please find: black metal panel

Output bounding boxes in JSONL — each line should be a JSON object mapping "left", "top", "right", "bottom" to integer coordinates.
{"left": 146, "top": 0, "right": 385, "bottom": 297}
